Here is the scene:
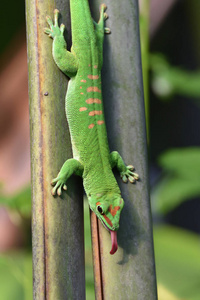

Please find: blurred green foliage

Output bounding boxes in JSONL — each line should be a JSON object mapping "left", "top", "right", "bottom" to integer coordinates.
{"left": 154, "top": 225, "right": 200, "bottom": 300}
{"left": 0, "top": 186, "right": 31, "bottom": 217}
{"left": 150, "top": 54, "right": 200, "bottom": 100}
{"left": 1, "top": 0, "right": 200, "bottom": 299}
{"left": 152, "top": 148, "right": 200, "bottom": 214}
{"left": 149, "top": 37, "right": 200, "bottom": 300}
{"left": 0, "top": 252, "right": 32, "bottom": 300}
{"left": 84, "top": 200, "right": 95, "bottom": 300}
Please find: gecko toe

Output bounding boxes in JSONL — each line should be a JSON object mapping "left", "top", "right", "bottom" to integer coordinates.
{"left": 57, "top": 186, "right": 62, "bottom": 196}
{"left": 104, "top": 12, "right": 109, "bottom": 20}
{"left": 127, "top": 165, "right": 135, "bottom": 171}
{"left": 104, "top": 27, "right": 111, "bottom": 34}
{"left": 128, "top": 176, "right": 136, "bottom": 183}
{"left": 63, "top": 184, "right": 67, "bottom": 191}
{"left": 122, "top": 175, "right": 128, "bottom": 183}
{"left": 100, "top": 3, "right": 107, "bottom": 11}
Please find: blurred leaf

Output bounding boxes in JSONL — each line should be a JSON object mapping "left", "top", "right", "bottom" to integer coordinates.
{"left": 0, "top": 186, "right": 31, "bottom": 216}
{"left": 152, "top": 148, "right": 200, "bottom": 214}
{"left": 158, "top": 283, "right": 183, "bottom": 300}
{"left": 139, "top": 0, "right": 150, "bottom": 139}
{"left": 150, "top": 53, "right": 200, "bottom": 99}
{"left": 152, "top": 176, "right": 200, "bottom": 214}
{"left": 158, "top": 148, "right": 200, "bottom": 177}
{"left": 0, "top": 251, "right": 32, "bottom": 300}
{"left": 84, "top": 198, "right": 95, "bottom": 300}
{"left": 154, "top": 225, "right": 200, "bottom": 300}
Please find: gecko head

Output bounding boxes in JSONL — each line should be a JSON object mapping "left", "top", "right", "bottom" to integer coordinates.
{"left": 88, "top": 192, "right": 124, "bottom": 254}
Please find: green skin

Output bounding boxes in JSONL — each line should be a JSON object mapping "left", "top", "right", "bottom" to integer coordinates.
{"left": 45, "top": 1, "right": 139, "bottom": 254}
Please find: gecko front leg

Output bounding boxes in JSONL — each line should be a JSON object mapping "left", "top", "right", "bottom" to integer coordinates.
{"left": 110, "top": 151, "right": 139, "bottom": 183}
{"left": 51, "top": 158, "right": 84, "bottom": 196}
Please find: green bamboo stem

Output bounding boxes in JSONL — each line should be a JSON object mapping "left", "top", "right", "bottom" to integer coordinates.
{"left": 90, "top": 0, "right": 157, "bottom": 298}
{"left": 25, "top": 1, "right": 85, "bottom": 299}
{"left": 139, "top": 0, "right": 150, "bottom": 140}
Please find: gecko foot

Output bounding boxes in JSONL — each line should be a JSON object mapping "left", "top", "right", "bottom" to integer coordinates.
{"left": 101, "top": 4, "right": 111, "bottom": 34}
{"left": 44, "top": 9, "right": 65, "bottom": 39}
{"left": 121, "top": 165, "right": 139, "bottom": 183}
{"left": 51, "top": 177, "right": 67, "bottom": 196}
{"left": 94, "top": 3, "right": 111, "bottom": 34}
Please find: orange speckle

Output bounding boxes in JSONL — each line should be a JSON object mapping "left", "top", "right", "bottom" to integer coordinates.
{"left": 88, "top": 64, "right": 91, "bottom": 67}
{"left": 86, "top": 98, "right": 101, "bottom": 104}
{"left": 81, "top": 79, "right": 87, "bottom": 82}
{"left": 80, "top": 92, "right": 84, "bottom": 95}
{"left": 103, "top": 215, "right": 113, "bottom": 227}
{"left": 108, "top": 205, "right": 120, "bottom": 217}
{"left": 87, "top": 75, "right": 99, "bottom": 80}
{"left": 88, "top": 123, "right": 95, "bottom": 129}
{"left": 87, "top": 87, "right": 101, "bottom": 93}
{"left": 89, "top": 110, "right": 102, "bottom": 116}
{"left": 94, "top": 65, "right": 98, "bottom": 69}
{"left": 97, "top": 120, "right": 104, "bottom": 125}
{"left": 79, "top": 107, "right": 87, "bottom": 112}
{"left": 80, "top": 86, "right": 82, "bottom": 89}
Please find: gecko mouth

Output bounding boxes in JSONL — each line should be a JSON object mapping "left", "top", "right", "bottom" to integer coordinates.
{"left": 90, "top": 209, "right": 118, "bottom": 255}
{"left": 100, "top": 218, "right": 118, "bottom": 254}
{"left": 109, "top": 230, "right": 118, "bottom": 255}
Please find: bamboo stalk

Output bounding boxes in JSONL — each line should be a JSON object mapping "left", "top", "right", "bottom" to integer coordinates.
{"left": 25, "top": 1, "right": 85, "bottom": 299}
{"left": 90, "top": 0, "right": 157, "bottom": 298}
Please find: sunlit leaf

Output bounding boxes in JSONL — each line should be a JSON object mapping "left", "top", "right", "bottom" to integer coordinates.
{"left": 158, "top": 283, "right": 183, "bottom": 300}
{"left": 0, "top": 252, "right": 32, "bottom": 300}
{"left": 154, "top": 225, "right": 200, "bottom": 300}
{"left": 0, "top": 186, "right": 31, "bottom": 216}
{"left": 152, "top": 148, "right": 200, "bottom": 214}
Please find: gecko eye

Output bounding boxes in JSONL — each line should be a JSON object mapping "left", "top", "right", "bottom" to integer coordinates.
{"left": 97, "top": 205, "right": 104, "bottom": 215}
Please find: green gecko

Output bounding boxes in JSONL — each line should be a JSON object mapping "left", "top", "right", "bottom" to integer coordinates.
{"left": 44, "top": 1, "right": 139, "bottom": 255}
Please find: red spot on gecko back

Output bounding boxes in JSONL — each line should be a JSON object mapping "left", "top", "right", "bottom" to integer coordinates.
{"left": 87, "top": 87, "right": 101, "bottom": 93}
{"left": 79, "top": 107, "right": 87, "bottom": 112}
{"left": 88, "top": 123, "right": 95, "bottom": 129}
{"left": 89, "top": 110, "right": 102, "bottom": 116}
{"left": 86, "top": 98, "right": 101, "bottom": 104}
{"left": 97, "top": 120, "right": 104, "bottom": 125}
{"left": 81, "top": 79, "right": 87, "bottom": 83}
{"left": 88, "top": 75, "right": 99, "bottom": 80}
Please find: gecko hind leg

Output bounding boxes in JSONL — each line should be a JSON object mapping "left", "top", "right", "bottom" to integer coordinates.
{"left": 99, "top": 4, "right": 111, "bottom": 34}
